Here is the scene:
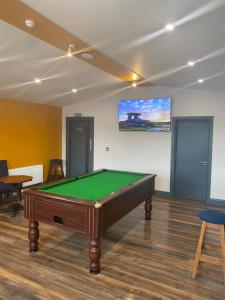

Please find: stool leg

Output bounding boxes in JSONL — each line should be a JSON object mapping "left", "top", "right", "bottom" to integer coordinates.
{"left": 219, "top": 225, "right": 225, "bottom": 285}
{"left": 192, "top": 221, "right": 207, "bottom": 279}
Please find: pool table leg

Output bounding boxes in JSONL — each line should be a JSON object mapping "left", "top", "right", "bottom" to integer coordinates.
{"left": 89, "top": 238, "right": 101, "bottom": 275}
{"left": 145, "top": 198, "right": 152, "bottom": 220}
{"left": 28, "top": 220, "right": 39, "bottom": 252}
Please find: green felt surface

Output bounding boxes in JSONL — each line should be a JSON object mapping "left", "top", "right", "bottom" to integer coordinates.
{"left": 39, "top": 170, "right": 146, "bottom": 202}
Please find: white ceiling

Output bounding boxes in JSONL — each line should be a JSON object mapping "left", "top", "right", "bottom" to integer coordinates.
{"left": 1, "top": 0, "right": 225, "bottom": 106}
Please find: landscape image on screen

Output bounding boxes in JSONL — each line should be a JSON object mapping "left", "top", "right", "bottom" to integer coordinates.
{"left": 119, "top": 98, "right": 171, "bottom": 132}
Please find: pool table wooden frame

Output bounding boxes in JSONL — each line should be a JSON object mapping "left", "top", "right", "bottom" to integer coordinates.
{"left": 24, "top": 169, "right": 156, "bottom": 274}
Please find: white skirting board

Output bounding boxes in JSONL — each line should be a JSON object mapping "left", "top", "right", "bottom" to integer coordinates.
{"left": 8, "top": 164, "right": 43, "bottom": 187}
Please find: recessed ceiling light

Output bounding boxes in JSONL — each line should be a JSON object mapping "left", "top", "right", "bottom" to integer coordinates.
{"left": 81, "top": 53, "right": 94, "bottom": 60}
{"left": 34, "top": 78, "right": 41, "bottom": 84}
{"left": 132, "top": 82, "right": 137, "bottom": 88}
{"left": 72, "top": 88, "right": 77, "bottom": 93}
{"left": 165, "top": 23, "right": 175, "bottom": 31}
{"left": 25, "top": 19, "right": 36, "bottom": 28}
{"left": 187, "top": 61, "right": 195, "bottom": 67}
{"left": 132, "top": 73, "right": 138, "bottom": 81}
{"left": 198, "top": 78, "right": 204, "bottom": 83}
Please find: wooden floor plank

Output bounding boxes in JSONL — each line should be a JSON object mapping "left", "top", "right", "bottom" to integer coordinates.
{"left": 0, "top": 196, "right": 224, "bottom": 299}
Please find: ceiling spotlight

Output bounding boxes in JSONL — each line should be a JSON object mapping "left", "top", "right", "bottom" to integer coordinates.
{"left": 187, "top": 61, "right": 195, "bottom": 67}
{"left": 25, "top": 19, "right": 36, "bottom": 28}
{"left": 67, "top": 52, "right": 73, "bottom": 58}
{"left": 72, "top": 88, "right": 77, "bottom": 93}
{"left": 34, "top": 78, "right": 41, "bottom": 84}
{"left": 198, "top": 78, "right": 204, "bottom": 83}
{"left": 132, "top": 82, "right": 137, "bottom": 88}
{"left": 132, "top": 73, "right": 138, "bottom": 81}
{"left": 67, "top": 44, "right": 75, "bottom": 57}
{"left": 81, "top": 53, "right": 94, "bottom": 60}
{"left": 165, "top": 23, "right": 175, "bottom": 31}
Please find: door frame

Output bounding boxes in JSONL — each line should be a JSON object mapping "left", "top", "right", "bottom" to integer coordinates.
{"left": 66, "top": 117, "right": 94, "bottom": 177}
{"left": 170, "top": 116, "right": 213, "bottom": 202}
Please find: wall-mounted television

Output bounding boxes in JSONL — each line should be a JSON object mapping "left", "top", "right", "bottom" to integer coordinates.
{"left": 118, "top": 98, "right": 172, "bottom": 132}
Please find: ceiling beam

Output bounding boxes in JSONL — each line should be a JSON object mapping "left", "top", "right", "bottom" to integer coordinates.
{"left": 0, "top": 0, "right": 151, "bottom": 85}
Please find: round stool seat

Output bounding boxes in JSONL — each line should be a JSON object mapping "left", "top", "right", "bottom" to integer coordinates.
{"left": 0, "top": 183, "right": 14, "bottom": 193}
{"left": 199, "top": 209, "right": 225, "bottom": 225}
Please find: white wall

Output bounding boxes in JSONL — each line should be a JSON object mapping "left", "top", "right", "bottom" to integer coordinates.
{"left": 62, "top": 86, "right": 225, "bottom": 200}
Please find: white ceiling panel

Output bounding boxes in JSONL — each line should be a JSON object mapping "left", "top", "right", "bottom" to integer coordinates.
{"left": 1, "top": 1, "right": 225, "bottom": 105}
{"left": 0, "top": 20, "right": 122, "bottom": 106}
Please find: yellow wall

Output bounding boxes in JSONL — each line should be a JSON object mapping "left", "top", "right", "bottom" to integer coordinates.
{"left": 0, "top": 98, "right": 62, "bottom": 180}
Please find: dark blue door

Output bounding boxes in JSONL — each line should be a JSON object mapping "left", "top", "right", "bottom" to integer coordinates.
{"left": 173, "top": 118, "right": 212, "bottom": 202}
{"left": 66, "top": 117, "right": 94, "bottom": 177}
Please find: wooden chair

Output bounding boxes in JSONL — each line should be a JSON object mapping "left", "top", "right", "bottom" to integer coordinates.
{"left": 192, "top": 209, "right": 225, "bottom": 285}
{"left": 47, "top": 159, "right": 64, "bottom": 182}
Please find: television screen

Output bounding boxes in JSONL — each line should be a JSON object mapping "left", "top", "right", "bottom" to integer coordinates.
{"left": 118, "top": 98, "right": 172, "bottom": 132}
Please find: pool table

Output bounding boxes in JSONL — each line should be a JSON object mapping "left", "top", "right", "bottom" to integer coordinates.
{"left": 24, "top": 169, "right": 156, "bottom": 274}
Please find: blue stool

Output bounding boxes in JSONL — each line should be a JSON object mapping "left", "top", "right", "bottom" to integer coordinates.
{"left": 192, "top": 209, "right": 225, "bottom": 284}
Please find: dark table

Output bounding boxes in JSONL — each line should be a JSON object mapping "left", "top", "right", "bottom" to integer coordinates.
{"left": 0, "top": 175, "right": 33, "bottom": 212}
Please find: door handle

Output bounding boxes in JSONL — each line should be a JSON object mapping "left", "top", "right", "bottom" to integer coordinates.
{"left": 200, "top": 161, "right": 208, "bottom": 166}
{"left": 89, "top": 138, "right": 92, "bottom": 151}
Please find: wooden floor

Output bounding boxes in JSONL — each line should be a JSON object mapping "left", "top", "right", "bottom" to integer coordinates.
{"left": 0, "top": 197, "right": 225, "bottom": 300}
